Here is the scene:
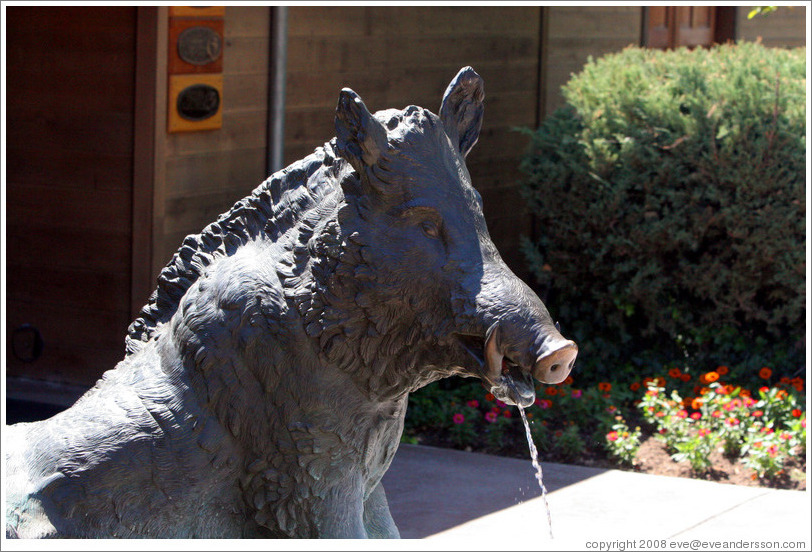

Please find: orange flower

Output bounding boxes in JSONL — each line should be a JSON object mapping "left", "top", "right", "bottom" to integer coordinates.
{"left": 776, "top": 389, "right": 788, "bottom": 400}
{"left": 699, "top": 386, "right": 710, "bottom": 395}
{"left": 716, "top": 365, "right": 729, "bottom": 376}
{"left": 655, "top": 377, "right": 666, "bottom": 387}
{"left": 545, "top": 387, "right": 558, "bottom": 396}
{"left": 598, "top": 382, "right": 612, "bottom": 392}
{"left": 791, "top": 378, "right": 804, "bottom": 392}
{"left": 702, "top": 371, "right": 720, "bottom": 383}
{"left": 691, "top": 397, "right": 703, "bottom": 410}
{"left": 630, "top": 382, "right": 641, "bottom": 392}
{"left": 759, "top": 367, "right": 772, "bottom": 380}
{"left": 564, "top": 376, "right": 574, "bottom": 385}
{"left": 739, "top": 389, "right": 752, "bottom": 398}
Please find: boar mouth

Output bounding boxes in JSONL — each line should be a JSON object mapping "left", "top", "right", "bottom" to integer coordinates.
{"left": 455, "top": 333, "right": 536, "bottom": 408}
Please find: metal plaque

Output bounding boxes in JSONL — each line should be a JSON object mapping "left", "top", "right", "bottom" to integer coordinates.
{"left": 177, "top": 84, "right": 220, "bottom": 121}
{"left": 177, "top": 26, "right": 222, "bottom": 66}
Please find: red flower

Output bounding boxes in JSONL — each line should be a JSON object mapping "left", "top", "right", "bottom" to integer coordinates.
{"left": 606, "top": 431, "right": 619, "bottom": 442}
{"left": 630, "top": 382, "right": 641, "bottom": 392}
{"left": 668, "top": 368, "right": 682, "bottom": 379}
{"left": 759, "top": 367, "right": 772, "bottom": 380}
{"left": 716, "top": 365, "right": 729, "bottom": 376}
{"left": 485, "top": 393, "right": 495, "bottom": 402}
{"left": 752, "top": 410, "right": 763, "bottom": 418}
{"left": 680, "top": 374, "right": 691, "bottom": 383}
{"left": 453, "top": 413, "right": 465, "bottom": 425}
{"left": 466, "top": 399, "right": 479, "bottom": 408}
{"left": 598, "top": 382, "right": 612, "bottom": 392}
{"left": 545, "top": 387, "right": 558, "bottom": 396}
{"left": 791, "top": 409, "right": 802, "bottom": 418}
{"left": 502, "top": 409, "right": 512, "bottom": 419}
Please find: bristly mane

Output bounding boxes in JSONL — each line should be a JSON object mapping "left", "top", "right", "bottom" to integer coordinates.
{"left": 125, "top": 142, "right": 342, "bottom": 356}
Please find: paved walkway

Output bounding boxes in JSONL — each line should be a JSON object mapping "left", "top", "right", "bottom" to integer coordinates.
{"left": 381, "top": 444, "right": 810, "bottom": 549}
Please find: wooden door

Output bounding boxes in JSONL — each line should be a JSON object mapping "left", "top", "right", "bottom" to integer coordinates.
{"left": 646, "top": 6, "right": 734, "bottom": 49}
{"left": 5, "top": 7, "right": 140, "bottom": 388}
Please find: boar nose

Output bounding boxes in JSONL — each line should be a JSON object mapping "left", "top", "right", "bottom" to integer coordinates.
{"left": 533, "top": 339, "right": 578, "bottom": 384}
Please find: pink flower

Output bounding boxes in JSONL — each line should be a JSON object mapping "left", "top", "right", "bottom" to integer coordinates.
{"left": 466, "top": 399, "right": 479, "bottom": 408}
{"left": 690, "top": 412, "right": 702, "bottom": 420}
{"left": 453, "top": 413, "right": 465, "bottom": 425}
{"left": 780, "top": 433, "right": 791, "bottom": 441}
{"left": 502, "top": 409, "right": 512, "bottom": 419}
{"left": 711, "top": 411, "right": 722, "bottom": 418}
{"left": 676, "top": 410, "right": 688, "bottom": 419}
{"left": 496, "top": 399, "right": 507, "bottom": 408}
{"left": 606, "top": 431, "right": 619, "bottom": 442}
{"left": 538, "top": 399, "right": 551, "bottom": 409}
{"left": 802, "top": 419, "right": 807, "bottom": 429}
{"left": 768, "top": 445, "right": 779, "bottom": 457}
{"left": 572, "top": 389, "right": 583, "bottom": 399}
{"left": 752, "top": 410, "right": 763, "bottom": 418}
{"left": 485, "top": 411, "right": 498, "bottom": 423}
{"left": 725, "top": 417, "right": 740, "bottom": 427}
{"left": 698, "top": 428, "right": 710, "bottom": 437}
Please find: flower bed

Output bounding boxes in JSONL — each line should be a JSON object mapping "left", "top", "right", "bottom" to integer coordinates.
{"left": 403, "top": 366, "right": 806, "bottom": 490}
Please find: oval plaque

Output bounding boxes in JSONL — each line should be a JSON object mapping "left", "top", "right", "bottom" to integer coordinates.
{"left": 177, "top": 26, "right": 222, "bottom": 66}
{"left": 177, "top": 84, "right": 220, "bottom": 121}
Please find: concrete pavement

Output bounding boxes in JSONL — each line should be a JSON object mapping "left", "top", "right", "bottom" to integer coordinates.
{"left": 381, "top": 444, "right": 811, "bottom": 549}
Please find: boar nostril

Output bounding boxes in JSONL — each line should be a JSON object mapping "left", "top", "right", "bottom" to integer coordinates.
{"left": 550, "top": 364, "right": 559, "bottom": 372}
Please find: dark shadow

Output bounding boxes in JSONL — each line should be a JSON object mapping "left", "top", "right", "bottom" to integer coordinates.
{"left": 382, "top": 443, "right": 606, "bottom": 538}
{"left": 5, "top": 399, "right": 68, "bottom": 424}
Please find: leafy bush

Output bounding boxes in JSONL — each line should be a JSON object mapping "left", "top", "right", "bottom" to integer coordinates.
{"left": 519, "top": 42, "right": 806, "bottom": 384}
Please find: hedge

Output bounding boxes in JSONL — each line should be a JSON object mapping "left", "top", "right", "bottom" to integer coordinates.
{"left": 518, "top": 42, "right": 806, "bottom": 387}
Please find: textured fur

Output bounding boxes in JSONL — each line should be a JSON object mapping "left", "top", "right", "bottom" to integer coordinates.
{"left": 5, "top": 67, "right": 573, "bottom": 538}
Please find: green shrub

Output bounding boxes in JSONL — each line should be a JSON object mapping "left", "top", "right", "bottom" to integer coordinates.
{"left": 519, "top": 43, "right": 806, "bottom": 384}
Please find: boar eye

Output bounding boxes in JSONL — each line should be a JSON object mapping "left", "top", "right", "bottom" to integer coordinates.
{"left": 421, "top": 219, "right": 441, "bottom": 239}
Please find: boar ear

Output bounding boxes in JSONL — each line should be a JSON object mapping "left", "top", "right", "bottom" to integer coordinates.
{"left": 439, "top": 66, "right": 485, "bottom": 158}
{"left": 335, "top": 88, "right": 389, "bottom": 175}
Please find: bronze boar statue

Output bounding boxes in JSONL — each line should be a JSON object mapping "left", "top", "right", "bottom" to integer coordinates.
{"left": 5, "top": 67, "right": 577, "bottom": 538}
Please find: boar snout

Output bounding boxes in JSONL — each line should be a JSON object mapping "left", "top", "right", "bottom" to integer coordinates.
{"left": 533, "top": 337, "right": 578, "bottom": 384}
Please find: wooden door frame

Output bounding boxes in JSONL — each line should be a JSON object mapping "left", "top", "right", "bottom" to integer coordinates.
{"left": 131, "top": 6, "right": 159, "bottom": 319}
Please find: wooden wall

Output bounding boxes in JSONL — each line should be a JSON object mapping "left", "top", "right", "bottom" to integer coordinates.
{"left": 284, "top": 6, "right": 543, "bottom": 274}
{"left": 152, "top": 6, "right": 271, "bottom": 277}
{"left": 736, "top": 5, "right": 807, "bottom": 47}
{"left": 5, "top": 7, "right": 138, "bottom": 386}
{"left": 543, "top": 6, "right": 642, "bottom": 115}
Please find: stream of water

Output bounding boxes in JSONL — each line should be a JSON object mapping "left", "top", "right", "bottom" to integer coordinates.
{"left": 518, "top": 405, "right": 554, "bottom": 539}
